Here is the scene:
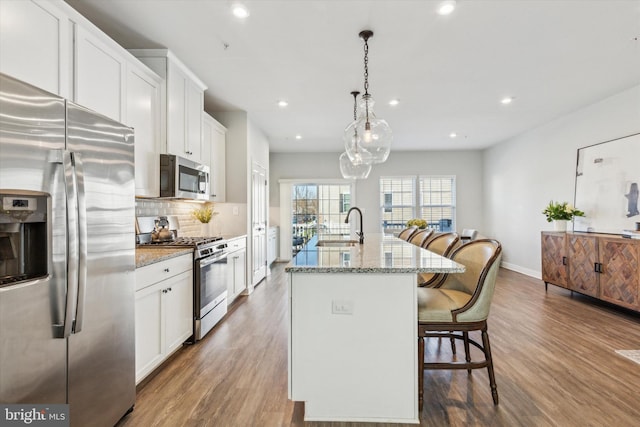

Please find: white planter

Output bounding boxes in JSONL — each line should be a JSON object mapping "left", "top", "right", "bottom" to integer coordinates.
{"left": 553, "top": 220, "right": 568, "bottom": 232}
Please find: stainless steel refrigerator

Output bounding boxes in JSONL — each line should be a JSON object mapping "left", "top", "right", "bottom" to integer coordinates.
{"left": 0, "top": 73, "right": 135, "bottom": 426}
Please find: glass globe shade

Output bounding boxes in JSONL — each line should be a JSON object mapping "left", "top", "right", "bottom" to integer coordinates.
{"left": 343, "top": 120, "right": 373, "bottom": 166}
{"left": 345, "top": 95, "right": 392, "bottom": 165}
{"left": 339, "top": 152, "right": 371, "bottom": 179}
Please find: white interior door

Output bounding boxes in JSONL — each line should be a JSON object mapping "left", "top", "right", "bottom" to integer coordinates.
{"left": 251, "top": 162, "right": 267, "bottom": 286}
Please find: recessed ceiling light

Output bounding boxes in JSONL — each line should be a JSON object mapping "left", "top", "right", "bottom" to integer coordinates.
{"left": 389, "top": 99, "right": 400, "bottom": 106}
{"left": 232, "top": 4, "right": 250, "bottom": 19}
{"left": 437, "top": 0, "right": 456, "bottom": 15}
{"left": 295, "top": 134, "right": 302, "bottom": 140}
{"left": 277, "top": 100, "right": 288, "bottom": 108}
{"left": 449, "top": 132, "right": 457, "bottom": 138}
{"left": 501, "top": 96, "right": 514, "bottom": 105}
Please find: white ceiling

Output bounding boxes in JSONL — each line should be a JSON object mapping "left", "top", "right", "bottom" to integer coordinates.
{"left": 64, "top": 0, "right": 640, "bottom": 153}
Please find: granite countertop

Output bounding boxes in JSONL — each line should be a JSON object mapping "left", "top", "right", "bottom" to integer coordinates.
{"left": 135, "top": 247, "right": 193, "bottom": 268}
{"left": 285, "top": 233, "right": 465, "bottom": 274}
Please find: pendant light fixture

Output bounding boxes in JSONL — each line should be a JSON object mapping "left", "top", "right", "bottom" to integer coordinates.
{"left": 344, "top": 30, "right": 392, "bottom": 165}
{"left": 340, "top": 91, "right": 372, "bottom": 179}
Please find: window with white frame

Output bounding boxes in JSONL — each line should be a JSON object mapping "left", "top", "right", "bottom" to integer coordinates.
{"left": 380, "top": 175, "right": 456, "bottom": 233}
{"left": 379, "top": 177, "right": 416, "bottom": 234}
{"left": 419, "top": 176, "right": 456, "bottom": 232}
{"left": 339, "top": 193, "right": 351, "bottom": 213}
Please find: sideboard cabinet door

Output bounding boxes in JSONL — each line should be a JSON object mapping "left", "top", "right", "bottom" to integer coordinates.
{"left": 541, "top": 232, "right": 568, "bottom": 288}
{"left": 598, "top": 237, "right": 640, "bottom": 310}
{"left": 567, "top": 234, "right": 599, "bottom": 297}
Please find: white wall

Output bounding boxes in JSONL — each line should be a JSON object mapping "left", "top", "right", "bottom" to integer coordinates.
{"left": 484, "top": 84, "right": 640, "bottom": 277}
{"left": 269, "top": 150, "right": 484, "bottom": 234}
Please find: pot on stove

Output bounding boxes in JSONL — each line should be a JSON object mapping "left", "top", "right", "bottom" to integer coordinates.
{"left": 152, "top": 216, "right": 175, "bottom": 241}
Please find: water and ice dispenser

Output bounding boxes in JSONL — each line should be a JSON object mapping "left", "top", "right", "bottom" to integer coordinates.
{"left": 0, "top": 192, "right": 48, "bottom": 287}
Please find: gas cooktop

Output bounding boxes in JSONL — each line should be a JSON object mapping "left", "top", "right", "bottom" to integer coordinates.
{"left": 141, "top": 236, "right": 223, "bottom": 247}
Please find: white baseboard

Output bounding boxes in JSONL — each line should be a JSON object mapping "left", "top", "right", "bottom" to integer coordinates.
{"left": 500, "top": 261, "right": 541, "bottom": 280}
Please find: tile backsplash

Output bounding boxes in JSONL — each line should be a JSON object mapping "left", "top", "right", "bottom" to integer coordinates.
{"left": 135, "top": 198, "right": 247, "bottom": 237}
{"left": 135, "top": 199, "right": 211, "bottom": 237}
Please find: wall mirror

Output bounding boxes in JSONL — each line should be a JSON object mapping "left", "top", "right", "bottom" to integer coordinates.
{"left": 574, "top": 133, "right": 640, "bottom": 234}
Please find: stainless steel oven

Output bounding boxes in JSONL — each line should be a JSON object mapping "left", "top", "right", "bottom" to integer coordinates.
{"left": 194, "top": 241, "right": 228, "bottom": 341}
{"left": 136, "top": 216, "right": 227, "bottom": 342}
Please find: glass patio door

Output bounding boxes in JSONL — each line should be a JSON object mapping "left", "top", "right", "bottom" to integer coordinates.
{"left": 291, "top": 183, "right": 352, "bottom": 255}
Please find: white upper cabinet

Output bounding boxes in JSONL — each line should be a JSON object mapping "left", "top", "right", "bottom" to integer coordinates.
{"left": 186, "top": 78, "right": 204, "bottom": 161}
{"left": 3, "top": 1, "right": 164, "bottom": 197}
{"left": 131, "top": 49, "right": 208, "bottom": 165}
{"left": 125, "top": 62, "right": 162, "bottom": 197}
{"left": 75, "top": 25, "right": 126, "bottom": 122}
{"left": 166, "top": 61, "right": 188, "bottom": 158}
{"left": 0, "top": 0, "right": 71, "bottom": 97}
{"left": 203, "top": 113, "right": 227, "bottom": 202}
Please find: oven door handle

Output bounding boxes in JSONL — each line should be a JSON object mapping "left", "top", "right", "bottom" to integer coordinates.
{"left": 199, "top": 252, "right": 228, "bottom": 267}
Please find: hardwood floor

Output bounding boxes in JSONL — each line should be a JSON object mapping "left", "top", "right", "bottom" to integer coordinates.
{"left": 118, "top": 264, "right": 640, "bottom": 426}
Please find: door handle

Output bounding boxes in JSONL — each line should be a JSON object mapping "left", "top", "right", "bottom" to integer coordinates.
{"left": 594, "top": 262, "right": 603, "bottom": 273}
{"left": 73, "top": 152, "right": 87, "bottom": 334}
{"left": 562, "top": 256, "right": 567, "bottom": 266}
{"left": 62, "top": 151, "right": 79, "bottom": 338}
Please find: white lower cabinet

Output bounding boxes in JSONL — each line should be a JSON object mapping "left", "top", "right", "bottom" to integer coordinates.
{"left": 135, "top": 253, "right": 193, "bottom": 384}
{"left": 227, "top": 237, "right": 247, "bottom": 302}
{"left": 267, "top": 226, "right": 279, "bottom": 266}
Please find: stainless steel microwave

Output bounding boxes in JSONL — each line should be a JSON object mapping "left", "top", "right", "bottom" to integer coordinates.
{"left": 160, "top": 154, "right": 210, "bottom": 200}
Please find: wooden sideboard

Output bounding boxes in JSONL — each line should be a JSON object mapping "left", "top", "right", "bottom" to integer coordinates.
{"left": 541, "top": 231, "right": 640, "bottom": 311}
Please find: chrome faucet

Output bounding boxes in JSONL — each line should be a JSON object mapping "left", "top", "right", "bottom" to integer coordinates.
{"left": 345, "top": 207, "right": 364, "bottom": 244}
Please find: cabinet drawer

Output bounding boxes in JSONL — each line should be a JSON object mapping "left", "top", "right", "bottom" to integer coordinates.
{"left": 136, "top": 253, "right": 192, "bottom": 291}
{"left": 227, "top": 236, "right": 246, "bottom": 251}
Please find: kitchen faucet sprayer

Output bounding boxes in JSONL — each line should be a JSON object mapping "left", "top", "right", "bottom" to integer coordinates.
{"left": 345, "top": 207, "right": 364, "bottom": 244}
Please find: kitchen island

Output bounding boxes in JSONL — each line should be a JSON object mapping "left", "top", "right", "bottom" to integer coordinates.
{"left": 286, "top": 234, "right": 465, "bottom": 423}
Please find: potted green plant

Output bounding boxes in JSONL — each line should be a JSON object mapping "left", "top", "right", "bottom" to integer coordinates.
{"left": 542, "top": 201, "right": 585, "bottom": 232}
{"left": 406, "top": 218, "right": 427, "bottom": 229}
{"left": 192, "top": 203, "right": 219, "bottom": 235}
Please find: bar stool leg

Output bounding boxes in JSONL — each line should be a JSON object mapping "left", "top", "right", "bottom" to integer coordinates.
{"left": 418, "top": 335, "right": 425, "bottom": 412}
{"left": 481, "top": 327, "right": 499, "bottom": 405}
{"left": 463, "top": 331, "right": 471, "bottom": 374}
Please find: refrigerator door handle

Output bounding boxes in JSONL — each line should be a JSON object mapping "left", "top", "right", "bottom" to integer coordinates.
{"left": 63, "top": 150, "right": 80, "bottom": 338}
{"left": 72, "top": 152, "right": 87, "bottom": 333}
